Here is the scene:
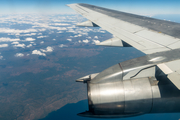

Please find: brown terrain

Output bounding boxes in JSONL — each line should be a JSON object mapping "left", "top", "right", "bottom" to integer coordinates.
{"left": 0, "top": 47, "right": 104, "bottom": 120}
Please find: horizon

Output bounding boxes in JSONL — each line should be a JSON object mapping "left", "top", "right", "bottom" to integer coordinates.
{"left": 0, "top": 0, "right": 180, "bottom": 15}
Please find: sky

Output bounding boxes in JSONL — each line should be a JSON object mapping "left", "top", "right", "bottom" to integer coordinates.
{"left": 0, "top": 0, "right": 180, "bottom": 15}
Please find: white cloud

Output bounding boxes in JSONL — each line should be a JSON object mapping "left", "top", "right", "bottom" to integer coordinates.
{"left": 49, "top": 31, "right": 54, "bottom": 34}
{"left": 25, "top": 37, "right": 35, "bottom": 41}
{"left": 31, "top": 33, "right": 36, "bottom": 35}
{"left": 50, "top": 23, "right": 70, "bottom": 26}
{"left": 0, "top": 53, "right": 3, "bottom": 59}
{"left": 38, "top": 28, "right": 46, "bottom": 31}
{"left": 37, "top": 36, "right": 48, "bottom": 38}
{"left": 38, "top": 33, "right": 42, "bottom": 35}
{"left": 32, "top": 23, "right": 67, "bottom": 31}
{"left": 0, "top": 28, "right": 37, "bottom": 35}
{"left": 21, "top": 33, "right": 36, "bottom": 36}
{"left": 81, "top": 32, "right": 88, "bottom": 35}
{"left": 0, "top": 37, "right": 20, "bottom": 42}
{"left": 32, "top": 50, "right": 46, "bottom": 56}
{"left": 87, "top": 36, "right": 91, "bottom": 39}
{"left": 40, "top": 46, "right": 53, "bottom": 52}
{"left": 14, "top": 43, "right": 26, "bottom": 48}
{"left": 57, "top": 31, "right": 63, "bottom": 33}
{"left": 78, "top": 40, "right": 81, "bottom": 43}
{"left": 15, "top": 33, "right": 20, "bottom": 36}
{"left": 40, "top": 41, "right": 44, "bottom": 44}
{"left": 0, "top": 44, "right": 8, "bottom": 48}
{"left": 68, "top": 30, "right": 76, "bottom": 33}
{"left": 55, "top": 27, "right": 67, "bottom": 31}
{"left": 100, "top": 31, "right": 105, "bottom": 33}
{"left": 26, "top": 44, "right": 32, "bottom": 48}
{"left": 94, "top": 36, "right": 98, "bottom": 39}
{"left": 15, "top": 53, "right": 24, "bottom": 57}
{"left": 11, "top": 41, "right": 19, "bottom": 44}
{"left": 53, "top": 39, "right": 56, "bottom": 41}
{"left": 0, "top": 56, "right": 3, "bottom": 59}
{"left": 67, "top": 39, "right": 72, "bottom": 41}
{"left": 83, "top": 39, "right": 89, "bottom": 43}
{"left": 59, "top": 44, "right": 68, "bottom": 48}
{"left": 93, "top": 40, "right": 100, "bottom": 44}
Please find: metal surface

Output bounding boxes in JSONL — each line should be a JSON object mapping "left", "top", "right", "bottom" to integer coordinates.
{"left": 67, "top": 3, "right": 180, "bottom": 54}
{"left": 88, "top": 81, "right": 124, "bottom": 115}
{"left": 76, "top": 73, "right": 99, "bottom": 83}
{"left": 84, "top": 63, "right": 180, "bottom": 118}
{"left": 96, "top": 37, "right": 123, "bottom": 47}
{"left": 96, "top": 37, "right": 131, "bottom": 47}
{"left": 91, "top": 64, "right": 123, "bottom": 83}
{"left": 120, "top": 48, "right": 180, "bottom": 73}
{"left": 77, "top": 111, "right": 143, "bottom": 118}
{"left": 151, "top": 71, "right": 180, "bottom": 113}
{"left": 157, "top": 63, "right": 173, "bottom": 74}
{"left": 123, "top": 78, "right": 152, "bottom": 113}
{"left": 77, "top": 48, "right": 180, "bottom": 117}
{"left": 67, "top": 3, "right": 180, "bottom": 118}
{"left": 99, "top": 48, "right": 180, "bottom": 82}
{"left": 164, "top": 59, "right": 180, "bottom": 71}
{"left": 88, "top": 77, "right": 153, "bottom": 115}
{"left": 78, "top": 3, "right": 180, "bottom": 39}
{"left": 168, "top": 71, "right": 180, "bottom": 90}
{"left": 76, "top": 20, "right": 99, "bottom": 27}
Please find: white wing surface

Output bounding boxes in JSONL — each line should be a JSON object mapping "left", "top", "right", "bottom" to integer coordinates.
{"left": 67, "top": 3, "right": 180, "bottom": 54}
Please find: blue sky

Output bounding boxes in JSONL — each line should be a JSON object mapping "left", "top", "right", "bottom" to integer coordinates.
{"left": 0, "top": 0, "right": 180, "bottom": 15}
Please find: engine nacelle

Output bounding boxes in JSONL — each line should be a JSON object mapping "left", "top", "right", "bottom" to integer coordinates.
{"left": 77, "top": 58, "right": 180, "bottom": 118}
{"left": 87, "top": 77, "right": 153, "bottom": 117}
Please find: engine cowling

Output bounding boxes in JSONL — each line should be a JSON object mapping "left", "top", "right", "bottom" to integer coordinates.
{"left": 77, "top": 60, "right": 180, "bottom": 118}
{"left": 86, "top": 77, "right": 153, "bottom": 117}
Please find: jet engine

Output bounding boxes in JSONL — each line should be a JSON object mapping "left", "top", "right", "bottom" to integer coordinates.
{"left": 76, "top": 56, "right": 180, "bottom": 118}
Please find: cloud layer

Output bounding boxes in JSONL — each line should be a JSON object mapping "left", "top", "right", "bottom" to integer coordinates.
{"left": 0, "top": 14, "right": 108, "bottom": 60}
{"left": 32, "top": 50, "right": 46, "bottom": 56}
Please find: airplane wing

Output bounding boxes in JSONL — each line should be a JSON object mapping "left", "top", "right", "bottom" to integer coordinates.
{"left": 67, "top": 3, "right": 180, "bottom": 54}
{"left": 68, "top": 3, "right": 180, "bottom": 89}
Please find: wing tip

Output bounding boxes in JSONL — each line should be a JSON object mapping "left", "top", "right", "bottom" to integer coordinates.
{"left": 66, "top": 3, "right": 79, "bottom": 7}
{"left": 66, "top": 4, "right": 74, "bottom": 7}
